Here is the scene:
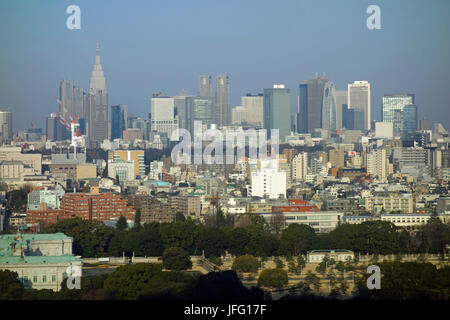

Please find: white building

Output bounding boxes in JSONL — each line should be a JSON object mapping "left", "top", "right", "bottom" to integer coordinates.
{"left": 150, "top": 97, "right": 179, "bottom": 141}
{"left": 291, "top": 152, "right": 308, "bottom": 182}
{"left": 307, "top": 250, "right": 354, "bottom": 263}
{"left": 367, "top": 149, "right": 393, "bottom": 181}
{"left": 261, "top": 211, "right": 344, "bottom": 233}
{"left": 375, "top": 122, "right": 394, "bottom": 139}
{"left": 107, "top": 160, "right": 135, "bottom": 181}
{"left": 251, "top": 159, "right": 286, "bottom": 199}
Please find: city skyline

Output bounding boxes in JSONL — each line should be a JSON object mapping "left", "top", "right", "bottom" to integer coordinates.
{"left": 1, "top": 0, "right": 449, "bottom": 131}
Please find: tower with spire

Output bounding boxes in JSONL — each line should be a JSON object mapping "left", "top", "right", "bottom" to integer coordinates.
{"left": 88, "top": 43, "right": 108, "bottom": 145}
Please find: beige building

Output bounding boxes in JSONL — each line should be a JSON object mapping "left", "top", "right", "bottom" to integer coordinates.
{"left": 0, "top": 147, "right": 42, "bottom": 174}
{"left": 76, "top": 164, "right": 97, "bottom": 181}
{"left": 108, "top": 150, "right": 145, "bottom": 178}
{"left": 365, "top": 193, "right": 415, "bottom": 213}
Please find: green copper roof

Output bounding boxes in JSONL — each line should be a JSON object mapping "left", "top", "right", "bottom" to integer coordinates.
{"left": 0, "top": 254, "right": 82, "bottom": 265}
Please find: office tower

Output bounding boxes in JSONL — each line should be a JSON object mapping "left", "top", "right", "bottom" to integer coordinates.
{"left": 345, "top": 108, "right": 365, "bottom": 130}
{"left": 291, "top": 152, "right": 308, "bottom": 182}
{"left": 0, "top": 109, "right": 12, "bottom": 142}
{"left": 111, "top": 105, "right": 128, "bottom": 140}
{"left": 334, "top": 90, "right": 347, "bottom": 130}
{"left": 321, "top": 81, "right": 337, "bottom": 132}
{"left": 241, "top": 94, "right": 264, "bottom": 127}
{"left": 129, "top": 117, "right": 151, "bottom": 141}
{"left": 419, "top": 117, "right": 429, "bottom": 130}
{"left": 150, "top": 95, "right": 178, "bottom": 141}
{"left": 402, "top": 104, "right": 418, "bottom": 135}
{"left": 348, "top": 81, "right": 371, "bottom": 131}
{"left": 198, "top": 75, "right": 212, "bottom": 98}
{"left": 382, "top": 94, "right": 414, "bottom": 123}
{"left": 298, "top": 75, "right": 329, "bottom": 133}
{"left": 297, "top": 83, "right": 308, "bottom": 133}
{"left": 215, "top": 74, "right": 230, "bottom": 127}
{"left": 174, "top": 91, "right": 193, "bottom": 131}
{"left": 45, "top": 113, "right": 69, "bottom": 141}
{"left": 186, "top": 97, "right": 215, "bottom": 133}
{"left": 329, "top": 149, "right": 345, "bottom": 168}
{"left": 89, "top": 43, "right": 108, "bottom": 144}
{"left": 232, "top": 106, "right": 248, "bottom": 124}
{"left": 264, "top": 85, "right": 291, "bottom": 140}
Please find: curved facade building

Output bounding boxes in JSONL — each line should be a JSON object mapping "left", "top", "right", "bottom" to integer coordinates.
{"left": 321, "top": 81, "right": 337, "bottom": 133}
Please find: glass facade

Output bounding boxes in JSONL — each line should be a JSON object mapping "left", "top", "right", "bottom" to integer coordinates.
{"left": 263, "top": 86, "right": 291, "bottom": 140}
{"left": 321, "top": 81, "right": 337, "bottom": 132}
{"left": 402, "top": 104, "right": 418, "bottom": 135}
{"left": 382, "top": 94, "right": 414, "bottom": 123}
{"left": 111, "top": 105, "right": 128, "bottom": 140}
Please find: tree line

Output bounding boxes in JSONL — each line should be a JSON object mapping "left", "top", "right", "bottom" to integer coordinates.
{"left": 41, "top": 213, "right": 450, "bottom": 258}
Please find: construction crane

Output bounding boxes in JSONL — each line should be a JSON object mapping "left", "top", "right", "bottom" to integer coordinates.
{"left": 53, "top": 96, "right": 84, "bottom": 159}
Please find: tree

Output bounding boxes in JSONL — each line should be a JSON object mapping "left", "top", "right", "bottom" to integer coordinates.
{"left": 232, "top": 255, "right": 260, "bottom": 273}
{"left": 162, "top": 247, "right": 192, "bottom": 271}
{"left": 296, "top": 255, "right": 306, "bottom": 274}
{"left": 0, "top": 270, "right": 25, "bottom": 300}
{"left": 215, "top": 208, "right": 226, "bottom": 228}
{"left": 257, "top": 268, "right": 288, "bottom": 289}
{"left": 274, "top": 256, "right": 285, "bottom": 269}
{"left": 174, "top": 212, "right": 186, "bottom": 223}
{"left": 116, "top": 215, "right": 128, "bottom": 231}
{"left": 227, "top": 227, "right": 249, "bottom": 256}
{"left": 269, "top": 212, "right": 286, "bottom": 234}
{"left": 133, "top": 209, "right": 141, "bottom": 231}
{"left": 305, "top": 271, "right": 321, "bottom": 292}
{"left": 279, "top": 224, "right": 316, "bottom": 256}
{"left": 196, "top": 227, "right": 227, "bottom": 258}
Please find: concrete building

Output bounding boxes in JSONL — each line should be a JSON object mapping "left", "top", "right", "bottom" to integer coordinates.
{"left": 307, "top": 249, "right": 354, "bottom": 263}
{"left": 251, "top": 159, "right": 286, "bottom": 199}
{"left": 107, "top": 160, "right": 135, "bottom": 181}
{"left": 76, "top": 164, "right": 97, "bottom": 181}
{"left": 0, "top": 147, "right": 42, "bottom": 174}
{"left": 198, "top": 75, "right": 212, "bottom": 98}
{"left": 0, "top": 233, "right": 81, "bottom": 291}
{"left": 375, "top": 122, "right": 394, "bottom": 139}
{"left": 241, "top": 94, "right": 264, "bottom": 127}
{"left": 108, "top": 150, "right": 145, "bottom": 178}
{"left": 215, "top": 74, "right": 230, "bottom": 127}
{"left": 348, "top": 81, "right": 371, "bottom": 130}
{"left": 367, "top": 149, "right": 393, "bottom": 181}
{"left": 291, "top": 153, "right": 308, "bottom": 182}
{"left": 365, "top": 193, "right": 415, "bottom": 213}
{"left": 150, "top": 96, "right": 178, "bottom": 141}
{"left": 334, "top": 90, "right": 347, "bottom": 130}
{"left": 0, "top": 109, "right": 13, "bottom": 142}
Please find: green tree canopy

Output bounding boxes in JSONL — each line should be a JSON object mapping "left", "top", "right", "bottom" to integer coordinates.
{"left": 257, "top": 268, "right": 288, "bottom": 289}
{"left": 162, "top": 247, "right": 192, "bottom": 271}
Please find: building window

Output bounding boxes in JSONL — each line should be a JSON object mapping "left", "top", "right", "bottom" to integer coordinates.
{"left": 52, "top": 275, "right": 56, "bottom": 282}
{"left": 33, "top": 276, "right": 37, "bottom": 283}
{"left": 43, "top": 275, "right": 47, "bottom": 283}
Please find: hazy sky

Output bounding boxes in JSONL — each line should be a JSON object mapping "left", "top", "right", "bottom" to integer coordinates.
{"left": 1, "top": 0, "right": 449, "bottom": 131}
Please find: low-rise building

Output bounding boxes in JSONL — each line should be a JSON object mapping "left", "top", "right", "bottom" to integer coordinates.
{"left": 307, "top": 249, "right": 354, "bottom": 263}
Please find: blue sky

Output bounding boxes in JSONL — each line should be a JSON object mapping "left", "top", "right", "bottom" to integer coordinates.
{"left": 0, "top": 0, "right": 449, "bottom": 130}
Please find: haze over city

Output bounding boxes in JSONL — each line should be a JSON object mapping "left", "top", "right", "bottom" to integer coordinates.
{"left": 1, "top": 0, "right": 449, "bottom": 131}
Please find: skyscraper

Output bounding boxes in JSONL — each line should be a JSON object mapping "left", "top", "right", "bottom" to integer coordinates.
{"left": 198, "top": 75, "right": 212, "bottom": 98}
{"left": 150, "top": 95, "right": 179, "bottom": 141}
{"left": 264, "top": 85, "right": 291, "bottom": 140}
{"left": 348, "top": 81, "right": 371, "bottom": 131}
{"left": 89, "top": 43, "right": 108, "bottom": 144}
{"left": 215, "top": 74, "right": 230, "bottom": 127}
{"left": 0, "top": 109, "right": 12, "bottom": 142}
{"left": 111, "top": 105, "right": 128, "bottom": 140}
{"left": 298, "top": 75, "right": 329, "bottom": 133}
{"left": 321, "top": 81, "right": 337, "bottom": 132}
{"left": 382, "top": 94, "right": 415, "bottom": 123}
{"left": 402, "top": 104, "right": 418, "bottom": 135}
{"left": 334, "top": 90, "right": 347, "bottom": 130}
{"left": 186, "top": 97, "right": 215, "bottom": 133}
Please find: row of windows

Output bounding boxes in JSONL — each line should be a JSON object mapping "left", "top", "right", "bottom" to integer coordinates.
{"left": 23, "top": 275, "right": 57, "bottom": 283}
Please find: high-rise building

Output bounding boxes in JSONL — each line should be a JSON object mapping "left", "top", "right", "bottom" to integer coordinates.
{"left": 88, "top": 43, "right": 108, "bottom": 144}
{"left": 348, "top": 81, "right": 371, "bottom": 130}
{"left": 264, "top": 85, "right": 291, "bottom": 140}
{"left": 198, "top": 75, "right": 212, "bottom": 98}
{"left": 367, "top": 149, "right": 392, "bottom": 181}
{"left": 232, "top": 106, "right": 248, "bottom": 125}
{"left": 215, "top": 74, "right": 230, "bottom": 127}
{"left": 291, "top": 153, "right": 308, "bottom": 182}
{"left": 345, "top": 109, "right": 365, "bottom": 130}
{"left": 382, "top": 94, "right": 415, "bottom": 123}
{"left": 174, "top": 91, "right": 193, "bottom": 131}
{"left": 150, "top": 96, "right": 178, "bottom": 140}
{"left": 402, "top": 104, "right": 418, "bottom": 135}
{"left": 334, "top": 90, "right": 347, "bottom": 130}
{"left": 419, "top": 117, "right": 429, "bottom": 130}
{"left": 241, "top": 94, "right": 264, "bottom": 127}
{"left": 298, "top": 75, "right": 329, "bottom": 133}
{"left": 111, "top": 105, "right": 128, "bottom": 140}
{"left": 0, "top": 109, "right": 13, "bottom": 142}
{"left": 321, "top": 81, "right": 337, "bottom": 132}
{"left": 186, "top": 97, "right": 215, "bottom": 133}
{"left": 251, "top": 159, "right": 286, "bottom": 199}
